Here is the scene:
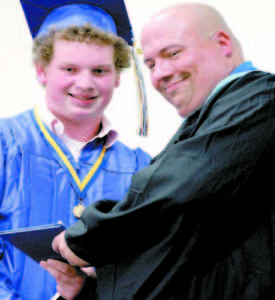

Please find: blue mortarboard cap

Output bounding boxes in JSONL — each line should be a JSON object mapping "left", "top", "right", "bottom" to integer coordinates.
{"left": 37, "top": 4, "right": 117, "bottom": 37}
{"left": 19, "top": 0, "right": 134, "bottom": 45}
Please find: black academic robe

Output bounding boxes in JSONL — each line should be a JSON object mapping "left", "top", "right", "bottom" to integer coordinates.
{"left": 65, "top": 71, "right": 275, "bottom": 300}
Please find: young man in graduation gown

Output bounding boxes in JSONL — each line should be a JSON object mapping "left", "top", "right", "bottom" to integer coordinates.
{"left": 0, "top": 1, "right": 151, "bottom": 299}
{"left": 48, "top": 3, "right": 275, "bottom": 300}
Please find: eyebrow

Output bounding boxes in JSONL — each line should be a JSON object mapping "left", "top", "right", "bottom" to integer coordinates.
{"left": 59, "top": 63, "right": 114, "bottom": 68}
{"left": 144, "top": 58, "right": 153, "bottom": 64}
{"left": 95, "top": 64, "right": 114, "bottom": 68}
{"left": 143, "top": 45, "right": 182, "bottom": 64}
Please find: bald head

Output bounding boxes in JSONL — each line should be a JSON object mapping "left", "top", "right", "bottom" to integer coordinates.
{"left": 145, "top": 3, "right": 241, "bottom": 51}
{"left": 156, "top": 4, "right": 229, "bottom": 30}
{"left": 140, "top": 3, "right": 244, "bottom": 117}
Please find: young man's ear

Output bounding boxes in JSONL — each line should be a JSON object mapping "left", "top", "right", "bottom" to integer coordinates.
{"left": 35, "top": 63, "right": 47, "bottom": 86}
{"left": 213, "top": 31, "right": 233, "bottom": 57}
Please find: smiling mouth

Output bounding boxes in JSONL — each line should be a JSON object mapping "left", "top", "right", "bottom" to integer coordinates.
{"left": 165, "top": 76, "right": 190, "bottom": 93}
{"left": 68, "top": 93, "right": 97, "bottom": 100}
{"left": 165, "top": 81, "right": 183, "bottom": 93}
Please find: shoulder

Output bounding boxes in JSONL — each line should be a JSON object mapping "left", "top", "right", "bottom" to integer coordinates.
{"left": 109, "top": 140, "right": 151, "bottom": 171}
{"left": 223, "top": 71, "right": 275, "bottom": 101}
{"left": 198, "top": 71, "right": 275, "bottom": 134}
{"left": 0, "top": 110, "right": 37, "bottom": 148}
{"left": 0, "top": 110, "right": 34, "bottom": 132}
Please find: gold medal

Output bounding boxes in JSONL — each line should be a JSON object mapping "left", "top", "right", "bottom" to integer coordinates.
{"left": 73, "top": 203, "right": 85, "bottom": 219}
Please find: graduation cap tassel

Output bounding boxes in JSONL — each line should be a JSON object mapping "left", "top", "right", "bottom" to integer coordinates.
{"left": 131, "top": 45, "right": 148, "bottom": 136}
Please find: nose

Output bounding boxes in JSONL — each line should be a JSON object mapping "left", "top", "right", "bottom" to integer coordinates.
{"left": 76, "top": 71, "right": 95, "bottom": 91}
{"left": 151, "top": 59, "right": 173, "bottom": 83}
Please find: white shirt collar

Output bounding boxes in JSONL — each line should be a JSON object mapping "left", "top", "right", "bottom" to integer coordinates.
{"left": 36, "top": 101, "right": 118, "bottom": 160}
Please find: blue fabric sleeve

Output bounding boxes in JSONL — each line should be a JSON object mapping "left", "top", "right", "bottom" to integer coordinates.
{"left": 0, "top": 242, "right": 22, "bottom": 299}
{"left": 0, "top": 131, "right": 5, "bottom": 205}
{"left": 0, "top": 131, "right": 22, "bottom": 299}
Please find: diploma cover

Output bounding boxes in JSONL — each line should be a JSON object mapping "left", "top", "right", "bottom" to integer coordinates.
{"left": 0, "top": 222, "right": 66, "bottom": 263}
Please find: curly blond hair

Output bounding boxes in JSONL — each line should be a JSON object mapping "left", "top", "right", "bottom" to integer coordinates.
{"left": 33, "top": 24, "right": 131, "bottom": 72}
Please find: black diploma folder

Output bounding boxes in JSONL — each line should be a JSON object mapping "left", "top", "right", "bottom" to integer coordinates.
{"left": 0, "top": 222, "right": 66, "bottom": 263}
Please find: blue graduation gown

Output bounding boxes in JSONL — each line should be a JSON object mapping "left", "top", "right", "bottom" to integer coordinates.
{"left": 0, "top": 109, "right": 151, "bottom": 300}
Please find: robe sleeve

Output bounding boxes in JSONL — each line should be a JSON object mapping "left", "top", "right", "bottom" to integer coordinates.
{"left": 0, "top": 131, "right": 6, "bottom": 205}
{"left": 64, "top": 73, "right": 275, "bottom": 267}
{"left": 0, "top": 130, "right": 23, "bottom": 299}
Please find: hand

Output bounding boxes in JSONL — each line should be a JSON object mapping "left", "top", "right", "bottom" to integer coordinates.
{"left": 52, "top": 231, "right": 89, "bottom": 267}
{"left": 40, "top": 259, "right": 96, "bottom": 300}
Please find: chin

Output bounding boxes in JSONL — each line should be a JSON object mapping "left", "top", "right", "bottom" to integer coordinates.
{"left": 177, "top": 104, "right": 194, "bottom": 118}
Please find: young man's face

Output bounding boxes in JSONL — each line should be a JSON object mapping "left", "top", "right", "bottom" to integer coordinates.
{"left": 141, "top": 13, "right": 232, "bottom": 117}
{"left": 36, "top": 39, "right": 120, "bottom": 125}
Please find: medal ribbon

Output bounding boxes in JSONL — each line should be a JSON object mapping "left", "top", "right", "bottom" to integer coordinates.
{"left": 34, "top": 107, "right": 107, "bottom": 197}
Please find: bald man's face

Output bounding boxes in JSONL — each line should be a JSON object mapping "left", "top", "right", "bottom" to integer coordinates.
{"left": 141, "top": 12, "right": 232, "bottom": 117}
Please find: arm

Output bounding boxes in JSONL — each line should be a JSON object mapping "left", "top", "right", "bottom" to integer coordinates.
{"left": 57, "top": 74, "right": 275, "bottom": 266}
{"left": 0, "top": 131, "right": 22, "bottom": 299}
{"left": 0, "top": 246, "right": 22, "bottom": 299}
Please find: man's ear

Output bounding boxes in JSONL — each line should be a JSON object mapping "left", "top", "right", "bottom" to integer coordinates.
{"left": 35, "top": 63, "right": 47, "bottom": 85}
{"left": 213, "top": 31, "right": 233, "bottom": 57}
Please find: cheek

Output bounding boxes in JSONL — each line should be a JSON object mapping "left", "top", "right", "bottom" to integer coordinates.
{"left": 150, "top": 74, "right": 160, "bottom": 91}
{"left": 99, "top": 78, "right": 117, "bottom": 93}
{"left": 50, "top": 70, "right": 73, "bottom": 86}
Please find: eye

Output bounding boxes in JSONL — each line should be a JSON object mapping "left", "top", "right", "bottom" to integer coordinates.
{"left": 167, "top": 50, "right": 182, "bottom": 58}
{"left": 145, "top": 61, "right": 155, "bottom": 70}
{"left": 148, "top": 63, "right": 155, "bottom": 70}
{"left": 62, "top": 67, "right": 77, "bottom": 73}
{"left": 94, "top": 69, "right": 104, "bottom": 74}
{"left": 93, "top": 68, "right": 108, "bottom": 75}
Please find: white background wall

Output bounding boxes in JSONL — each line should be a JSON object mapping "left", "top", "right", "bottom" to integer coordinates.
{"left": 1, "top": 0, "right": 275, "bottom": 156}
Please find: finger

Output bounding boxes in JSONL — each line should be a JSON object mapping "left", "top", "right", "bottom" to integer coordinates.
{"left": 52, "top": 231, "right": 89, "bottom": 267}
{"left": 55, "top": 272, "right": 86, "bottom": 300}
{"left": 56, "top": 285, "right": 77, "bottom": 300}
{"left": 61, "top": 246, "right": 89, "bottom": 267}
{"left": 40, "top": 261, "right": 61, "bottom": 279}
{"left": 52, "top": 231, "right": 65, "bottom": 253}
{"left": 81, "top": 266, "right": 97, "bottom": 278}
{"left": 47, "top": 259, "right": 78, "bottom": 277}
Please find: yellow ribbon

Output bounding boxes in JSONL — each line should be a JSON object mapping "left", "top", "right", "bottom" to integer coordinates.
{"left": 34, "top": 107, "right": 106, "bottom": 192}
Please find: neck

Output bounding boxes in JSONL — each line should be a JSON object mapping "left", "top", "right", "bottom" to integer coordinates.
{"left": 63, "top": 118, "right": 101, "bottom": 142}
